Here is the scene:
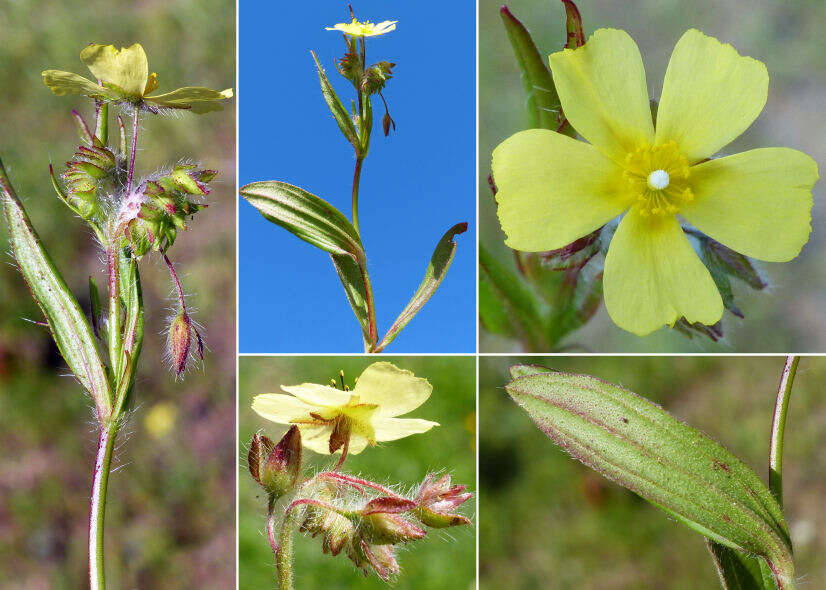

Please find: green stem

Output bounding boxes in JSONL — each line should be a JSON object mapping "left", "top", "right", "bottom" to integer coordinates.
{"left": 276, "top": 509, "right": 297, "bottom": 590}
{"left": 89, "top": 421, "right": 118, "bottom": 590}
{"left": 769, "top": 355, "right": 799, "bottom": 508}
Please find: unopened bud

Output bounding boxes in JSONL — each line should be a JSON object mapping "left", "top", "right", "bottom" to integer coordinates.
{"left": 382, "top": 111, "right": 395, "bottom": 137}
{"left": 259, "top": 425, "right": 303, "bottom": 497}
{"left": 357, "top": 497, "right": 425, "bottom": 544}
{"left": 167, "top": 307, "right": 203, "bottom": 377}
{"left": 414, "top": 473, "right": 473, "bottom": 528}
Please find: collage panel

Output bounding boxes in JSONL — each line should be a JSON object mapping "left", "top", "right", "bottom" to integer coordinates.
{"left": 0, "top": 0, "right": 235, "bottom": 586}
{"left": 238, "top": 1, "right": 476, "bottom": 354}
{"left": 238, "top": 356, "right": 476, "bottom": 588}
{"left": 479, "top": 355, "right": 825, "bottom": 588}
{"left": 479, "top": 0, "right": 824, "bottom": 353}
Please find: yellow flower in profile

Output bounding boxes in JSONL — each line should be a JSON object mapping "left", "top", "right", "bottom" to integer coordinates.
{"left": 326, "top": 19, "right": 397, "bottom": 37}
{"left": 252, "top": 362, "right": 438, "bottom": 455}
{"left": 42, "top": 43, "right": 233, "bottom": 113}
{"left": 492, "top": 29, "right": 818, "bottom": 336}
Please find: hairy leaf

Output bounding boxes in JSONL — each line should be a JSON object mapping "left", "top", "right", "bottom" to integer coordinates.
{"left": 506, "top": 368, "right": 795, "bottom": 587}
{"left": 707, "top": 540, "right": 778, "bottom": 590}
{"left": 1, "top": 159, "right": 112, "bottom": 420}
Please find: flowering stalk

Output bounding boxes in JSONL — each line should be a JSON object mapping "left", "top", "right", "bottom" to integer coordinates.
{"left": 240, "top": 7, "right": 466, "bottom": 352}
{"left": 4, "top": 42, "right": 231, "bottom": 589}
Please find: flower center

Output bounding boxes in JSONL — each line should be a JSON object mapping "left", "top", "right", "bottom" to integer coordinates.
{"left": 647, "top": 169, "right": 669, "bottom": 190}
{"left": 623, "top": 141, "right": 693, "bottom": 217}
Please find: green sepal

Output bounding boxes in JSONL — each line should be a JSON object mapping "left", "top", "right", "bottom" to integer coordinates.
{"left": 2, "top": 158, "right": 112, "bottom": 421}
{"left": 374, "top": 222, "right": 468, "bottom": 352}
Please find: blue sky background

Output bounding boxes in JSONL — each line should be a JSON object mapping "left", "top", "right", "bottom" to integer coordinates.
{"left": 239, "top": 0, "right": 476, "bottom": 353}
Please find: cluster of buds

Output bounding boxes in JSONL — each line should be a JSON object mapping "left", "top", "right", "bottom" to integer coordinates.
{"left": 114, "top": 164, "right": 214, "bottom": 258}
{"left": 58, "top": 144, "right": 122, "bottom": 220}
{"left": 248, "top": 427, "right": 472, "bottom": 581}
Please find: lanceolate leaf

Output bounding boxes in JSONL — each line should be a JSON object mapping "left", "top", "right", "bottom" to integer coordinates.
{"left": 505, "top": 368, "right": 796, "bottom": 588}
{"left": 500, "top": 5, "right": 562, "bottom": 131}
{"left": 374, "top": 222, "right": 468, "bottom": 352}
{"left": 1, "top": 158, "right": 112, "bottom": 420}
{"left": 240, "top": 181, "right": 364, "bottom": 260}
{"left": 115, "top": 252, "right": 144, "bottom": 411}
{"left": 312, "top": 51, "right": 361, "bottom": 153}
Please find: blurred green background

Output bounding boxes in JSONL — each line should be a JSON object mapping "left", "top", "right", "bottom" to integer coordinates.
{"left": 239, "top": 356, "right": 476, "bottom": 589}
{"left": 480, "top": 356, "right": 826, "bottom": 588}
{"left": 480, "top": 0, "right": 826, "bottom": 352}
{"left": 0, "top": 0, "right": 235, "bottom": 587}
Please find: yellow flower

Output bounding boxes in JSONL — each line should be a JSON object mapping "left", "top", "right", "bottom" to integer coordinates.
{"left": 42, "top": 43, "right": 232, "bottom": 114}
{"left": 252, "top": 362, "right": 438, "bottom": 455}
{"left": 492, "top": 29, "right": 818, "bottom": 336}
{"left": 326, "top": 19, "right": 397, "bottom": 37}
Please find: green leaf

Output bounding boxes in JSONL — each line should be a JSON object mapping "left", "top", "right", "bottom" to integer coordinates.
{"left": 505, "top": 369, "right": 796, "bottom": 588}
{"left": 311, "top": 51, "right": 361, "bottom": 153}
{"left": 330, "top": 253, "right": 374, "bottom": 347}
{"left": 707, "top": 540, "right": 778, "bottom": 590}
{"left": 479, "top": 243, "right": 545, "bottom": 348}
{"left": 374, "top": 222, "right": 468, "bottom": 352}
{"left": 240, "top": 181, "right": 364, "bottom": 260}
{"left": 114, "top": 252, "right": 144, "bottom": 413}
{"left": 1, "top": 158, "right": 112, "bottom": 420}
{"left": 88, "top": 275, "right": 102, "bottom": 338}
{"left": 500, "top": 5, "right": 564, "bottom": 132}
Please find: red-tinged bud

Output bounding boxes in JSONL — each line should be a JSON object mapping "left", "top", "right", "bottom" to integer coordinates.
{"left": 357, "top": 497, "right": 425, "bottom": 545}
{"left": 414, "top": 473, "right": 473, "bottom": 528}
{"left": 168, "top": 308, "right": 192, "bottom": 377}
{"left": 248, "top": 433, "right": 276, "bottom": 486}
{"left": 259, "top": 425, "right": 303, "bottom": 497}
{"left": 363, "top": 543, "right": 400, "bottom": 581}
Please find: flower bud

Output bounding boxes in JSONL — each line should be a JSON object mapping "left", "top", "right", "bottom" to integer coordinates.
{"left": 60, "top": 144, "right": 119, "bottom": 219}
{"left": 414, "top": 473, "right": 472, "bottom": 528}
{"left": 166, "top": 307, "right": 203, "bottom": 377}
{"left": 357, "top": 497, "right": 425, "bottom": 544}
{"left": 248, "top": 433, "right": 276, "bottom": 486}
{"left": 259, "top": 425, "right": 303, "bottom": 497}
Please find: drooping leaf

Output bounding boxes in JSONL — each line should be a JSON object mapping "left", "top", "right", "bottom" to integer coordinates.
{"left": 1, "top": 158, "right": 112, "bottom": 420}
{"left": 312, "top": 51, "right": 361, "bottom": 153}
{"left": 374, "top": 222, "right": 468, "bottom": 352}
{"left": 505, "top": 368, "right": 795, "bottom": 588}
{"left": 240, "top": 181, "right": 364, "bottom": 259}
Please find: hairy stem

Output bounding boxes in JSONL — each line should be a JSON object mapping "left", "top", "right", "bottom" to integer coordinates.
{"left": 276, "top": 509, "right": 297, "bottom": 590}
{"left": 769, "top": 355, "right": 799, "bottom": 508}
{"left": 107, "top": 246, "right": 122, "bottom": 373}
{"left": 266, "top": 495, "right": 279, "bottom": 557}
{"left": 163, "top": 254, "right": 187, "bottom": 310}
{"left": 125, "top": 108, "right": 140, "bottom": 195}
{"left": 89, "top": 422, "right": 118, "bottom": 590}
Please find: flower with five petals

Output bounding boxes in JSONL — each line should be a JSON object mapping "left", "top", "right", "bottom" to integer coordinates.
{"left": 492, "top": 29, "right": 818, "bottom": 335}
{"left": 326, "top": 19, "right": 397, "bottom": 37}
{"left": 251, "top": 362, "right": 438, "bottom": 455}
{"left": 43, "top": 43, "right": 232, "bottom": 113}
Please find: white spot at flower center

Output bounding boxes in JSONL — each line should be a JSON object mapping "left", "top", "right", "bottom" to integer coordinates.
{"left": 647, "top": 169, "right": 670, "bottom": 190}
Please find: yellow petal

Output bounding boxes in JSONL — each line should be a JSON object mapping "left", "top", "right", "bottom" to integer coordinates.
{"left": 603, "top": 207, "right": 723, "bottom": 335}
{"left": 353, "top": 362, "right": 432, "bottom": 417}
{"left": 145, "top": 87, "right": 233, "bottom": 114}
{"left": 492, "top": 129, "right": 628, "bottom": 251}
{"left": 549, "top": 28, "right": 654, "bottom": 162}
{"left": 251, "top": 393, "right": 315, "bottom": 423}
{"left": 80, "top": 43, "right": 149, "bottom": 98}
{"left": 682, "top": 148, "right": 817, "bottom": 261}
{"left": 280, "top": 383, "right": 351, "bottom": 408}
{"left": 372, "top": 417, "right": 440, "bottom": 442}
{"left": 41, "top": 70, "right": 117, "bottom": 100}
{"left": 655, "top": 29, "right": 768, "bottom": 163}
{"left": 298, "top": 425, "right": 370, "bottom": 455}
